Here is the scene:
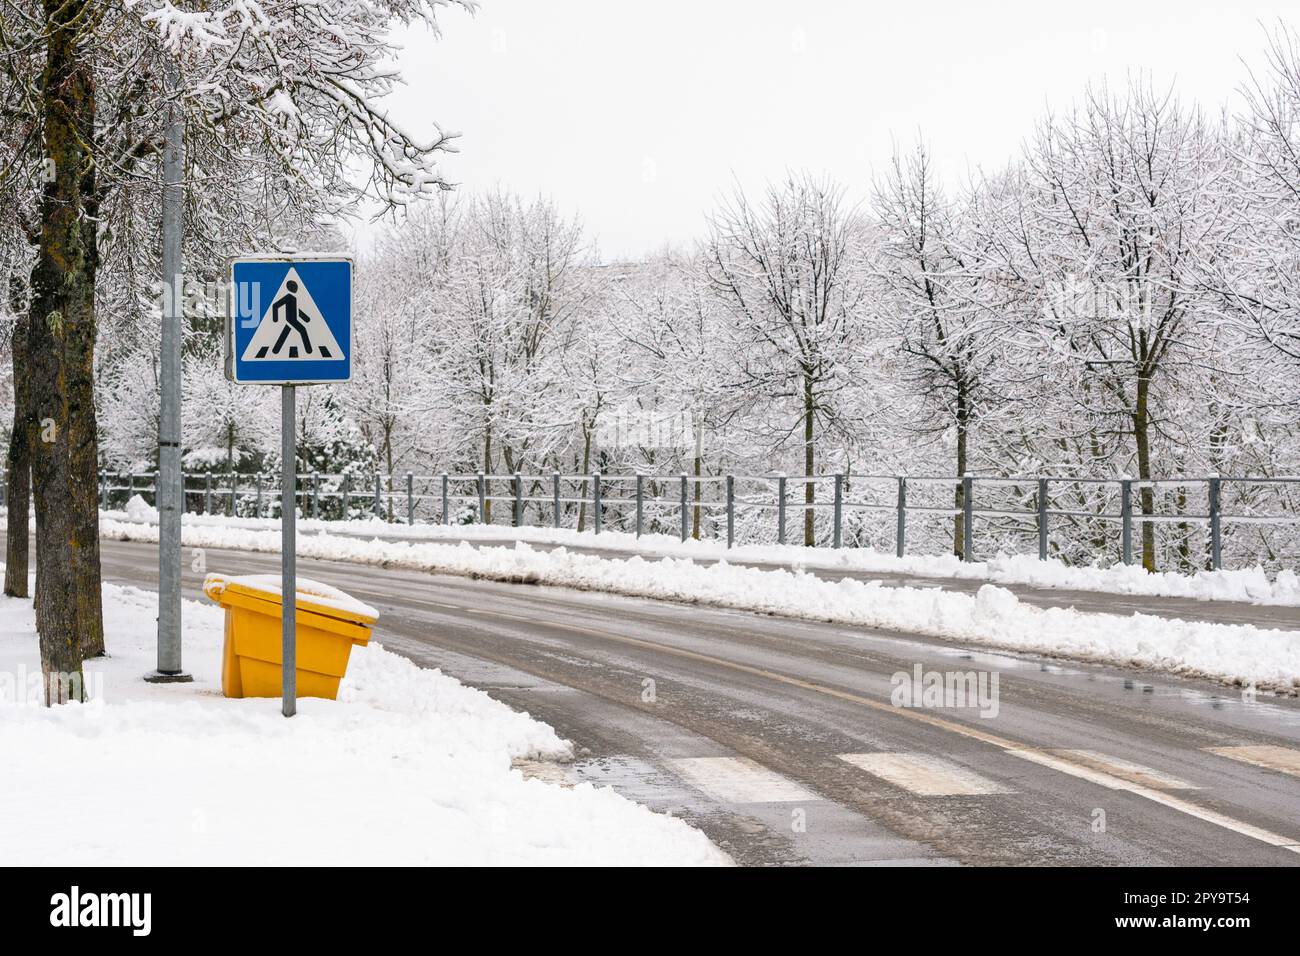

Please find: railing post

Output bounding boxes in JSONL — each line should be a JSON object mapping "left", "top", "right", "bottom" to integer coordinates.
{"left": 341, "top": 474, "right": 350, "bottom": 518}
{"left": 896, "top": 476, "right": 906, "bottom": 558}
{"left": 374, "top": 472, "right": 383, "bottom": 519}
{"left": 962, "top": 474, "right": 974, "bottom": 562}
{"left": 636, "top": 474, "right": 644, "bottom": 538}
{"left": 408, "top": 472, "right": 415, "bottom": 526}
{"left": 833, "top": 473, "right": 843, "bottom": 549}
{"left": 726, "top": 475, "right": 735, "bottom": 549}
{"left": 593, "top": 472, "right": 603, "bottom": 534}
{"left": 99, "top": 470, "right": 107, "bottom": 511}
{"left": 204, "top": 471, "right": 212, "bottom": 514}
{"left": 255, "top": 473, "right": 263, "bottom": 519}
{"left": 1121, "top": 478, "right": 1133, "bottom": 566}
{"left": 514, "top": 472, "right": 523, "bottom": 527}
{"left": 552, "top": 471, "right": 561, "bottom": 528}
{"left": 1208, "top": 475, "right": 1222, "bottom": 571}
{"left": 229, "top": 472, "right": 237, "bottom": 516}
{"left": 1037, "top": 477, "right": 1049, "bottom": 561}
{"left": 477, "top": 472, "right": 486, "bottom": 524}
{"left": 312, "top": 472, "right": 320, "bottom": 519}
{"left": 777, "top": 474, "right": 787, "bottom": 546}
{"left": 679, "top": 473, "right": 688, "bottom": 542}
{"left": 442, "top": 473, "right": 450, "bottom": 525}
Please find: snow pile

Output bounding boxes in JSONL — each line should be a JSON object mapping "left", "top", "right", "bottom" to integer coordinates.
{"left": 98, "top": 520, "right": 1300, "bottom": 692}
{"left": 123, "top": 494, "right": 158, "bottom": 522}
{"left": 977, "top": 552, "right": 1300, "bottom": 605}
{"left": 0, "top": 580, "right": 728, "bottom": 866}
{"left": 95, "top": 507, "right": 1300, "bottom": 606}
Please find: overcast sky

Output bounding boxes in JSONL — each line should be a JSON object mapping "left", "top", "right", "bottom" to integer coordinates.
{"left": 376, "top": 0, "right": 1295, "bottom": 259}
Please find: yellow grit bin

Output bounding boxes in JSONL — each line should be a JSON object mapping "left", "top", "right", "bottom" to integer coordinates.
{"left": 203, "top": 574, "right": 377, "bottom": 700}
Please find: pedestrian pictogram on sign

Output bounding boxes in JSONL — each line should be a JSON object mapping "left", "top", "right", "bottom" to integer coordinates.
{"left": 241, "top": 267, "right": 345, "bottom": 362}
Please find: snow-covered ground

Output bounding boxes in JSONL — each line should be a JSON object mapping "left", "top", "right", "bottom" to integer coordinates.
{"left": 97, "top": 509, "right": 1300, "bottom": 693}
{"left": 0, "top": 576, "right": 728, "bottom": 866}
{"left": 100, "top": 499, "right": 1300, "bottom": 607}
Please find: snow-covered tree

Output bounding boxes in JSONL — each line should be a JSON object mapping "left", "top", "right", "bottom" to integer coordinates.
{"left": 705, "top": 173, "right": 868, "bottom": 545}
{"left": 870, "top": 142, "right": 1019, "bottom": 556}
{"left": 1006, "top": 82, "right": 1231, "bottom": 570}
{"left": 0, "top": 0, "right": 474, "bottom": 699}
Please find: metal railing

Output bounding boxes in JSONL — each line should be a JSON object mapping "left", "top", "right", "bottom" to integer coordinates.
{"left": 4, "top": 467, "right": 1297, "bottom": 572}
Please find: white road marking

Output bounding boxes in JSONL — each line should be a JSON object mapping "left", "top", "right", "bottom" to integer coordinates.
{"left": 1050, "top": 750, "right": 1199, "bottom": 790}
{"left": 670, "top": 756, "right": 817, "bottom": 803}
{"left": 408, "top": 599, "right": 1300, "bottom": 856}
{"left": 1008, "top": 748, "right": 1300, "bottom": 854}
{"left": 1205, "top": 745, "right": 1300, "bottom": 778}
{"left": 838, "top": 752, "right": 1012, "bottom": 796}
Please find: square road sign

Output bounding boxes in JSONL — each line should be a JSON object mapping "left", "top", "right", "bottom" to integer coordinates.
{"left": 227, "top": 255, "right": 353, "bottom": 384}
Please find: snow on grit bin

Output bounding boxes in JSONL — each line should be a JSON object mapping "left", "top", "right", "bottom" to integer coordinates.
{"left": 203, "top": 573, "right": 377, "bottom": 700}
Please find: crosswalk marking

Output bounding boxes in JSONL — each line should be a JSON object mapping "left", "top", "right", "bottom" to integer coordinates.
{"left": 455, "top": 602, "right": 1300, "bottom": 854}
{"left": 837, "top": 752, "right": 1012, "bottom": 796}
{"left": 1049, "top": 750, "right": 1198, "bottom": 790}
{"left": 670, "top": 756, "right": 817, "bottom": 803}
{"left": 1205, "top": 745, "right": 1300, "bottom": 778}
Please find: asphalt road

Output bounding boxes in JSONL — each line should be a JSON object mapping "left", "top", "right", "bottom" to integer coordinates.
{"left": 60, "top": 536, "right": 1300, "bottom": 864}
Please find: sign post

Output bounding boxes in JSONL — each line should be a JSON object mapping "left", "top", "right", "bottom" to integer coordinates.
{"left": 144, "top": 52, "right": 191, "bottom": 686}
{"left": 227, "top": 254, "right": 353, "bottom": 717}
{"left": 281, "top": 385, "right": 296, "bottom": 716}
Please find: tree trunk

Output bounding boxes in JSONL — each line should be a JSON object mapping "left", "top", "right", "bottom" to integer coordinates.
{"left": 502, "top": 443, "right": 518, "bottom": 525}
{"left": 576, "top": 421, "right": 591, "bottom": 532}
{"left": 4, "top": 278, "right": 31, "bottom": 598}
{"left": 1134, "top": 374, "right": 1156, "bottom": 572}
{"left": 69, "top": 138, "right": 104, "bottom": 658}
{"left": 953, "top": 381, "right": 969, "bottom": 559}
{"left": 1175, "top": 484, "right": 1192, "bottom": 573}
{"left": 692, "top": 452, "right": 702, "bottom": 540}
{"left": 803, "top": 373, "right": 815, "bottom": 547}
{"left": 384, "top": 422, "right": 394, "bottom": 522}
{"left": 28, "top": 0, "right": 94, "bottom": 701}
{"left": 482, "top": 420, "right": 492, "bottom": 524}
{"left": 225, "top": 423, "right": 235, "bottom": 516}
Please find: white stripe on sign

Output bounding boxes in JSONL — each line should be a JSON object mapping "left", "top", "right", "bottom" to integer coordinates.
{"left": 1050, "top": 750, "right": 1199, "bottom": 790}
{"left": 670, "top": 756, "right": 817, "bottom": 803}
{"left": 837, "top": 752, "right": 1013, "bottom": 796}
{"left": 1205, "top": 745, "right": 1300, "bottom": 778}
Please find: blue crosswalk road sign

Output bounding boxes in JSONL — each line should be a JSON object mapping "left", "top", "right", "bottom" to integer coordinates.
{"left": 227, "top": 256, "right": 353, "bottom": 384}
